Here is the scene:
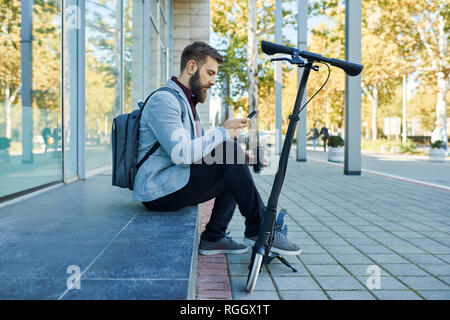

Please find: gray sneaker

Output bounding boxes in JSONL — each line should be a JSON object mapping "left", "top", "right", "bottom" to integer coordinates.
{"left": 199, "top": 236, "right": 249, "bottom": 255}
{"left": 244, "top": 231, "right": 302, "bottom": 256}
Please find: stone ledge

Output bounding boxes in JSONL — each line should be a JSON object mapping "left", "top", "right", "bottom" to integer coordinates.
{"left": 0, "top": 174, "right": 200, "bottom": 300}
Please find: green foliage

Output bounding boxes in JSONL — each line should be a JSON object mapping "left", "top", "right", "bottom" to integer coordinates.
{"left": 211, "top": 0, "right": 296, "bottom": 126}
{"left": 400, "top": 139, "right": 417, "bottom": 153}
{"left": 327, "top": 135, "right": 344, "bottom": 147}
{"left": 431, "top": 140, "right": 446, "bottom": 149}
{"left": 0, "top": 137, "right": 10, "bottom": 150}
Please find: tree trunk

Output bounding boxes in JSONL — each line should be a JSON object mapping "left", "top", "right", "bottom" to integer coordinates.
{"left": 370, "top": 86, "right": 378, "bottom": 140}
{"left": 435, "top": 70, "right": 448, "bottom": 136}
{"left": 4, "top": 84, "right": 20, "bottom": 139}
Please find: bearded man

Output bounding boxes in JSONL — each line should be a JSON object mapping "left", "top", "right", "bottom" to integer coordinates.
{"left": 134, "top": 41, "right": 300, "bottom": 256}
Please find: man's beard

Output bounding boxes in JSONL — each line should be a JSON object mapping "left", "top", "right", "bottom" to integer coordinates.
{"left": 189, "top": 69, "right": 208, "bottom": 103}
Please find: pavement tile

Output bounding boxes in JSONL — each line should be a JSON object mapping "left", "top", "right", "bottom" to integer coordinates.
{"left": 417, "top": 264, "right": 450, "bottom": 276}
{"left": 266, "top": 263, "right": 309, "bottom": 277}
{"left": 227, "top": 263, "right": 269, "bottom": 277}
{"left": 272, "top": 276, "right": 321, "bottom": 291}
{"left": 418, "top": 245, "right": 450, "bottom": 255}
{"left": 417, "top": 290, "right": 450, "bottom": 300}
{"left": 352, "top": 245, "right": 394, "bottom": 254}
{"left": 357, "top": 276, "right": 409, "bottom": 290}
{"left": 436, "top": 255, "right": 450, "bottom": 263}
{"left": 397, "top": 276, "right": 449, "bottom": 290}
{"left": 300, "top": 245, "right": 328, "bottom": 254}
{"left": 343, "top": 264, "right": 387, "bottom": 277}
{"left": 324, "top": 245, "right": 361, "bottom": 255}
{"left": 314, "top": 276, "right": 366, "bottom": 290}
{"left": 332, "top": 254, "right": 373, "bottom": 264}
{"left": 305, "top": 264, "right": 351, "bottom": 276}
{"left": 230, "top": 276, "right": 275, "bottom": 291}
{"left": 232, "top": 290, "right": 279, "bottom": 300}
{"left": 279, "top": 290, "right": 328, "bottom": 300}
{"left": 367, "top": 254, "right": 410, "bottom": 264}
{"left": 381, "top": 264, "right": 429, "bottom": 277}
{"left": 438, "top": 276, "right": 450, "bottom": 285}
{"left": 298, "top": 253, "right": 336, "bottom": 265}
{"left": 401, "top": 253, "right": 447, "bottom": 264}
{"left": 326, "top": 290, "right": 375, "bottom": 300}
{"left": 372, "top": 290, "right": 422, "bottom": 300}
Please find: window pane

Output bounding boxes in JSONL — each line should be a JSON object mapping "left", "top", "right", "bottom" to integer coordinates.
{"left": 0, "top": 0, "right": 62, "bottom": 198}
{"left": 124, "top": 0, "right": 133, "bottom": 113}
{"left": 85, "top": 0, "right": 121, "bottom": 172}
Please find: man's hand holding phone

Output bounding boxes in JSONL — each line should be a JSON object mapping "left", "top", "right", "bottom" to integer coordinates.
{"left": 223, "top": 118, "right": 250, "bottom": 139}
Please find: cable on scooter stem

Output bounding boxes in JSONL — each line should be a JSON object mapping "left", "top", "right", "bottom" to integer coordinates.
{"left": 297, "top": 61, "right": 330, "bottom": 117}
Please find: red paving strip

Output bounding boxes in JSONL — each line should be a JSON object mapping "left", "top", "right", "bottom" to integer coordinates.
{"left": 196, "top": 199, "right": 233, "bottom": 300}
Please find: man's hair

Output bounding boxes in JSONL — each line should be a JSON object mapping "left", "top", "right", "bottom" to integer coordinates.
{"left": 180, "top": 41, "right": 223, "bottom": 73}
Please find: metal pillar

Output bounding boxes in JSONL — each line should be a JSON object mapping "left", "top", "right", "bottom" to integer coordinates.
{"left": 77, "top": 0, "right": 86, "bottom": 180}
{"left": 296, "top": 0, "right": 308, "bottom": 162}
{"left": 274, "top": 0, "right": 282, "bottom": 155}
{"left": 344, "top": 0, "right": 362, "bottom": 175}
{"left": 21, "top": 0, "right": 34, "bottom": 163}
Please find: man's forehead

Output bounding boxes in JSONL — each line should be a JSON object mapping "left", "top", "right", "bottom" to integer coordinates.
{"left": 203, "top": 55, "right": 219, "bottom": 71}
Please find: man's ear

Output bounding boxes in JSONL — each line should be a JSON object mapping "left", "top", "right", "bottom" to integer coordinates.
{"left": 186, "top": 60, "right": 198, "bottom": 75}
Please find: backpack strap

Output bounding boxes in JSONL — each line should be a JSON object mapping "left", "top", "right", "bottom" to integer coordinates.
{"left": 135, "top": 87, "right": 184, "bottom": 170}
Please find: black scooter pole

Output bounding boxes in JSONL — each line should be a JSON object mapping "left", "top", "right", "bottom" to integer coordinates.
{"left": 254, "top": 62, "right": 314, "bottom": 252}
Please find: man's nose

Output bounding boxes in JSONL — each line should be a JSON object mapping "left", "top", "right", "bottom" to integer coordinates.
{"left": 209, "top": 77, "right": 216, "bottom": 86}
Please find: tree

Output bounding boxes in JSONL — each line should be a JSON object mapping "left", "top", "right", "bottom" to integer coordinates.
{"left": 311, "top": 0, "right": 408, "bottom": 139}
{"left": 0, "top": 0, "right": 21, "bottom": 139}
{"left": 375, "top": 0, "right": 448, "bottom": 140}
{"left": 0, "top": 0, "right": 61, "bottom": 140}
{"left": 211, "top": 0, "right": 295, "bottom": 128}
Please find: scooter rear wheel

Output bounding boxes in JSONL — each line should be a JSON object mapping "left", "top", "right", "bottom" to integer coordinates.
{"left": 245, "top": 252, "right": 264, "bottom": 292}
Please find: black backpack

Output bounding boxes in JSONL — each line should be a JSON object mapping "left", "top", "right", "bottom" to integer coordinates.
{"left": 111, "top": 87, "right": 180, "bottom": 190}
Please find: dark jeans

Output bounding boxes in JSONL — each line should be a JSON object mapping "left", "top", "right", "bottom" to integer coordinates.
{"left": 142, "top": 140, "right": 264, "bottom": 242}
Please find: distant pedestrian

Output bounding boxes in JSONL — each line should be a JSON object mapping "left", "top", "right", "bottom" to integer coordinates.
{"left": 308, "top": 124, "right": 319, "bottom": 151}
{"left": 320, "top": 126, "right": 329, "bottom": 152}
{"left": 41, "top": 127, "right": 52, "bottom": 154}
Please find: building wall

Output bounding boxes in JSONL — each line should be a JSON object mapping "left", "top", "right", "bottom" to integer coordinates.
{"left": 173, "top": 0, "right": 211, "bottom": 129}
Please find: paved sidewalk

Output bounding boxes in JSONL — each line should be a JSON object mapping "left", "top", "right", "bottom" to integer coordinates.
{"left": 226, "top": 154, "right": 450, "bottom": 300}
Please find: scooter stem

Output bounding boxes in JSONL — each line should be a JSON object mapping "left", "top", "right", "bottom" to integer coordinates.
{"left": 254, "top": 62, "right": 313, "bottom": 249}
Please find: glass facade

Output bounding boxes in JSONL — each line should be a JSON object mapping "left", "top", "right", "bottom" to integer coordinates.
{"left": 150, "top": 0, "right": 170, "bottom": 90}
{"left": 0, "top": 0, "right": 62, "bottom": 198}
{"left": 0, "top": 0, "right": 173, "bottom": 200}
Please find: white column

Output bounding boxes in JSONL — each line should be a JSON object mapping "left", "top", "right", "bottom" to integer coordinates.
{"left": 344, "top": 0, "right": 362, "bottom": 175}
{"left": 296, "top": 0, "right": 307, "bottom": 162}
{"left": 274, "top": 0, "right": 282, "bottom": 154}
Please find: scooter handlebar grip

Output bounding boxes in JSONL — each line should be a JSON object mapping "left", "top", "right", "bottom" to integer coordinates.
{"left": 261, "top": 40, "right": 294, "bottom": 56}
{"left": 330, "top": 58, "right": 363, "bottom": 76}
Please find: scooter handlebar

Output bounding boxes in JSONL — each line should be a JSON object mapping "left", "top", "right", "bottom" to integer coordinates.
{"left": 261, "top": 40, "right": 363, "bottom": 76}
{"left": 261, "top": 40, "right": 294, "bottom": 56}
{"left": 329, "top": 58, "right": 363, "bottom": 77}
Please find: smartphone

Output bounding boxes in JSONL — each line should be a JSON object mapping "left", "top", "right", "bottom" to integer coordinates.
{"left": 247, "top": 110, "right": 257, "bottom": 119}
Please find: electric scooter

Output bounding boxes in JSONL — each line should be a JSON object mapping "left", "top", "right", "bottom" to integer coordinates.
{"left": 245, "top": 40, "right": 363, "bottom": 292}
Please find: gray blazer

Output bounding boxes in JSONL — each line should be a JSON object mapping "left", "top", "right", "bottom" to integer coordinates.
{"left": 133, "top": 79, "right": 230, "bottom": 202}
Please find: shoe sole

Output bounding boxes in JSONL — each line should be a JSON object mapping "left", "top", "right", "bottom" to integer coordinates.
{"left": 244, "top": 238, "right": 302, "bottom": 256}
{"left": 198, "top": 247, "right": 249, "bottom": 256}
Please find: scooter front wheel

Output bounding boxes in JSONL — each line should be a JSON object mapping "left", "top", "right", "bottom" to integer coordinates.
{"left": 245, "top": 252, "right": 264, "bottom": 292}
